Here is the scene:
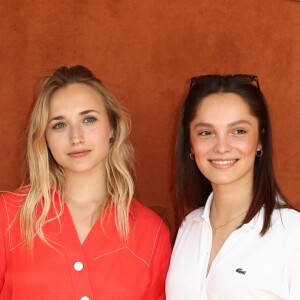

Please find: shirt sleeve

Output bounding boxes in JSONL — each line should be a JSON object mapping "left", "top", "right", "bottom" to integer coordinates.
{"left": 287, "top": 246, "right": 300, "bottom": 300}
{"left": 0, "top": 217, "right": 6, "bottom": 291}
{"left": 147, "top": 220, "right": 172, "bottom": 300}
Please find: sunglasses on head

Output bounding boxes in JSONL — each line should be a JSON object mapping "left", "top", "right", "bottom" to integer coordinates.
{"left": 189, "top": 74, "right": 260, "bottom": 91}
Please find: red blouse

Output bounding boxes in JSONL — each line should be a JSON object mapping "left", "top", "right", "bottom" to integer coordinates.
{"left": 0, "top": 191, "right": 171, "bottom": 300}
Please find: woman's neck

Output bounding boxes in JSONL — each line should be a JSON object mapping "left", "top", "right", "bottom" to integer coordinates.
{"left": 211, "top": 180, "right": 252, "bottom": 221}
{"left": 64, "top": 168, "right": 107, "bottom": 205}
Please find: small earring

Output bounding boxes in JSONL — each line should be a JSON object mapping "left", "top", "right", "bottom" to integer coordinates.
{"left": 256, "top": 149, "right": 263, "bottom": 157}
{"left": 110, "top": 136, "right": 115, "bottom": 143}
{"left": 189, "top": 152, "right": 195, "bottom": 160}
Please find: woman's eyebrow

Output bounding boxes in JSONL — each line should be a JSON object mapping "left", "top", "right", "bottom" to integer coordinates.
{"left": 48, "top": 115, "right": 64, "bottom": 123}
{"left": 79, "top": 109, "right": 100, "bottom": 115}
{"left": 48, "top": 110, "right": 101, "bottom": 123}
{"left": 192, "top": 119, "right": 252, "bottom": 130}
{"left": 228, "top": 120, "right": 252, "bottom": 127}
{"left": 192, "top": 122, "right": 214, "bottom": 130}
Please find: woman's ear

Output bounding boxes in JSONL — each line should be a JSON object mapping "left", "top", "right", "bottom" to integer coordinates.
{"left": 190, "top": 148, "right": 195, "bottom": 160}
{"left": 109, "top": 129, "right": 115, "bottom": 143}
{"left": 256, "top": 144, "right": 263, "bottom": 157}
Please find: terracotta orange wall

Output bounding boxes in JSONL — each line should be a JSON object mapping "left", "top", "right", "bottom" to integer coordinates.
{"left": 0, "top": 0, "right": 299, "bottom": 235}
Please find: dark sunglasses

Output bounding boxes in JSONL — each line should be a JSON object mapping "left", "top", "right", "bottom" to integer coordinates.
{"left": 189, "top": 74, "right": 260, "bottom": 91}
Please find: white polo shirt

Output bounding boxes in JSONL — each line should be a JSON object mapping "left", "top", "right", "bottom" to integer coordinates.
{"left": 166, "top": 194, "right": 300, "bottom": 300}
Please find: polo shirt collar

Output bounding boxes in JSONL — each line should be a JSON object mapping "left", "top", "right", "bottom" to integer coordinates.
{"left": 200, "top": 193, "right": 214, "bottom": 224}
{"left": 190, "top": 193, "right": 213, "bottom": 223}
{"left": 192, "top": 192, "right": 265, "bottom": 232}
{"left": 244, "top": 208, "right": 264, "bottom": 231}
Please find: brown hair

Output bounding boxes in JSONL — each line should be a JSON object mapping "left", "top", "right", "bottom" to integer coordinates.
{"left": 176, "top": 75, "right": 291, "bottom": 235}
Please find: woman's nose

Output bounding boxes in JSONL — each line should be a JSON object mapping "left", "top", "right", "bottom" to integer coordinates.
{"left": 70, "top": 125, "right": 84, "bottom": 145}
{"left": 213, "top": 135, "right": 231, "bottom": 153}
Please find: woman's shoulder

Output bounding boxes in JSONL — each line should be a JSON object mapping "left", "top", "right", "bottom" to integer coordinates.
{"left": 173, "top": 208, "right": 204, "bottom": 239}
{"left": 128, "top": 199, "right": 171, "bottom": 262}
{"left": 132, "top": 199, "right": 167, "bottom": 226}
{"left": 182, "top": 207, "right": 204, "bottom": 225}
{"left": 276, "top": 207, "right": 300, "bottom": 227}
{"left": 271, "top": 208, "right": 300, "bottom": 260}
{"left": 270, "top": 207, "right": 300, "bottom": 241}
{"left": 1, "top": 186, "right": 29, "bottom": 198}
{"left": 130, "top": 199, "right": 170, "bottom": 241}
{"left": 0, "top": 187, "right": 29, "bottom": 211}
{"left": 0, "top": 187, "right": 29, "bottom": 229}
{"left": 130, "top": 199, "right": 166, "bottom": 231}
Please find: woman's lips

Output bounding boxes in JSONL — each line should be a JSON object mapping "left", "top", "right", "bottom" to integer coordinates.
{"left": 209, "top": 159, "right": 238, "bottom": 168}
{"left": 68, "top": 150, "right": 91, "bottom": 158}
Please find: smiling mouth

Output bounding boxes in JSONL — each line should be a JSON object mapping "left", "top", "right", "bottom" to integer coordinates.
{"left": 210, "top": 159, "right": 238, "bottom": 165}
{"left": 209, "top": 159, "right": 239, "bottom": 168}
{"left": 68, "top": 150, "right": 91, "bottom": 158}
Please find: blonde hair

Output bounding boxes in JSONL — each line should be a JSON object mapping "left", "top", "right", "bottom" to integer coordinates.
{"left": 20, "top": 65, "right": 134, "bottom": 248}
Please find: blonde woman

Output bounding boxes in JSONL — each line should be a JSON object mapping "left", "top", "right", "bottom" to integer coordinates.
{"left": 0, "top": 65, "right": 171, "bottom": 300}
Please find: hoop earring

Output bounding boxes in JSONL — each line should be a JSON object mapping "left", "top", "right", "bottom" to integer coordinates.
{"left": 189, "top": 152, "right": 195, "bottom": 160}
{"left": 256, "top": 149, "right": 263, "bottom": 157}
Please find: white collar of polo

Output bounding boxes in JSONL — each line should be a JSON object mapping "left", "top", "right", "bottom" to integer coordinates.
{"left": 195, "top": 192, "right": 265, "bottom": 232}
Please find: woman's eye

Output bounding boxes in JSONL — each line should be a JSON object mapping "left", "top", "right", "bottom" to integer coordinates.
{"left": 233, "top": 129, "right": 246, "bottom": 135}
{"left": 53, "top": 122, "right": 66, "bottom": 129}
{"left": 198, "top": 130, "right": 211, "bottom": 136}
{"left": 84, "top": 117, "right": 96, "bottom": 123}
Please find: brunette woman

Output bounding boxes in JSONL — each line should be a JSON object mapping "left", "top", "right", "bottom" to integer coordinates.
{"left": 166, "top": 75, "right": 300, "bottom": 299}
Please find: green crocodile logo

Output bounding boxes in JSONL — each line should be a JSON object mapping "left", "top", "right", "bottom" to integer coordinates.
{"left": 235, "top": 268, "right": 246, "bottom": 275}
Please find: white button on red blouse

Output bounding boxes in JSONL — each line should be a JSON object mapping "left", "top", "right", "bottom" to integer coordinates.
{"left": 74, "top": 261, "right": 84, "bottom": 271}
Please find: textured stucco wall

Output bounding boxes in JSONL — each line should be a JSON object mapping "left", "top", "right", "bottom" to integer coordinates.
{"left": 0, "top": 0, "right": 299, "bottom": 235}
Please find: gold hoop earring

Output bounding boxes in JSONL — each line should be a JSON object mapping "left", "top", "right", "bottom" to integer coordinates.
{"left": 256, "top": 149, "right": 263, "bottom": 157}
